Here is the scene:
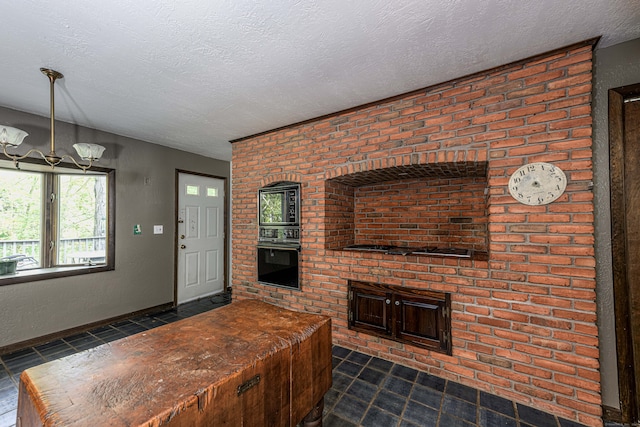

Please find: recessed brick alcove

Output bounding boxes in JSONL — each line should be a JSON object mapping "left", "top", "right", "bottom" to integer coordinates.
{"left": 324, "top": 152, "right": 489, "bottom": 252}
{"left": 231, "top": 40, "right": 600, "bottom": 426}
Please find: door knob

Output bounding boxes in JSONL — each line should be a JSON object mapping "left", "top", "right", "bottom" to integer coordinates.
{"left": 180, "top": 244, "right": 186, "bottom": 249}
{"left": 180, "top": 234, "right": 185, "bottom": 239}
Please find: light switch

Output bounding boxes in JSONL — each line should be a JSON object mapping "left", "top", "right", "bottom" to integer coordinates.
{"left": 154, "top": 225, "right": 163, "bottom": 234}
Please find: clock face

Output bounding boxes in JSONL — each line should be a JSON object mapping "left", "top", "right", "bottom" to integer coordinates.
{"left": 508, "top": 162, "right": 567, "bottom": 205}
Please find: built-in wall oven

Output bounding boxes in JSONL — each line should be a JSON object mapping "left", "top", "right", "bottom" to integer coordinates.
{"left": 257, "top": 182, "right": 301, "bottom": 289}
{"left": 257, "top": 244, "right": 299, "bottom": 289}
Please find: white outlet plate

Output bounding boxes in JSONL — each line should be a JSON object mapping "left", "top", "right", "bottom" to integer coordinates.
{"left": 153, "top": 225, "right": 163, "bottom": 234}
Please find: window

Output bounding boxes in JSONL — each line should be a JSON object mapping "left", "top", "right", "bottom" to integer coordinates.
{"left": 0, "top": 160, "right": 114, "bottom": 285}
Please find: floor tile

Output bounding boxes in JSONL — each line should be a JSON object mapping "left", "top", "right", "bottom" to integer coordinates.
{"left": 322, "top": 412, "right": 357, "bottom": 427}
{"left": 44, "top": 347, "right": 78, "bottom": 361}
{"left": 0, "top": 388, "right": 18, "bottom": 417}
{"left": 372, "top": 389, "right": 407, "bottom": 417}
{"left": 332, "top": 394, "right": 368, "bottom": 424}
{"left": 96, "top": 332, "right": 128, "bottom": 343}
{"left": 517, "top": 403, "right": 559, "bottom": 427}
{"left": 410, "top": 383, "right": 443, "bottom": 410}
{"left": 34, "top": 339, "right": 69, "bottom": 354}
{"left": 478, "top": 407, "right": 518, "bottom": 427}
{"left": 331, "top": 372, "right": 355, "bottom": 392}
{"left": 0, "top": 376, "right": 14, "bottom": 391}
{"left": 0, "top": 349, "right": 36, "bottom": 362}
{"left": 345, "top": 351, "right": 371, "bottom": 366}
{"left": 402, "top": 399, "right": 439, "bottom": 425}
{"left": 445, "top": 381, "right": 478, "bottom": 404}
{"left": 345, "top": 379, "right": 378, "bottom": 403}
{"left": 382, "top": 375, "right": 414, "bottom": 398}
{"left": 361, "top": 405, "right": 399, "bottom": 427}
{"left": 335, "top": 360, "right": 363, "bottom": 377}
{"left": 332, "top": 346, "right": 351, "bottom": 359}
{"left": 324, "top": 387, "right": 340, "bottom": 411}
{"left": 439, "top": 411, "right": 477, "bottom": 427}
{"left": 113, "top": 323, "right": 148, "bottom": 335}
{"left": 357, "top": 366, "right": 386, "bottom": 387}
{"left": 416, "top": 371, "right": 446, "bottom": 392}
{"left": 391, "top": 364, "right": 419, "bottom": 382}
{"left": 367, "top": 356, "right": 393, "bottom": 373}
{"left": 442, "top": 394, "right": 478, "bottom": 423}
{"left": 0, "top": 409, "right": 16, "bottom": 427}
{"left": 131, "top": 316, "right": 167, "bottom": 329}
{"left": 479, "top": 391, "right": 515, "bottom": 418}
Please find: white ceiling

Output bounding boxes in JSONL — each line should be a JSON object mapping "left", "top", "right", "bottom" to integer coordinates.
{"left": 1, "top": 1, "right": 639, "bottom": 161}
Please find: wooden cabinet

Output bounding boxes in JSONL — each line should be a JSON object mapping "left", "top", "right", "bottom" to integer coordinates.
{"left": 348, "top": 281, "right": 451, "bottom": 355}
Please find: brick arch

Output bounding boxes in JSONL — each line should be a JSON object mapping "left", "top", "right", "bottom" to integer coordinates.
{"left": 323, "top": 148, "right": 488, "bottom": 182}
{"left": 259, "top": 173, "right": 303, "bottom": 188}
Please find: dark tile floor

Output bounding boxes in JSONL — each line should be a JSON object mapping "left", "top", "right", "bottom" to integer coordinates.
{"left": 0, "top": 294, "right": 622, "bottom": 427}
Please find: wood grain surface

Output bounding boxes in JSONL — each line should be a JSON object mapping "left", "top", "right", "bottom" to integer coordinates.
{"left": 17, "top": 299, "right": 332, "bottom": 426}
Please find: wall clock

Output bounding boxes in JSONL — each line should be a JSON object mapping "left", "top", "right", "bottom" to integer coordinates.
{"left": 508, "top": 162, "right": 567, "bottom": 205}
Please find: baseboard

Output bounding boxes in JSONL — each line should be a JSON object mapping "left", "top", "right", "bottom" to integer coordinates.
{"left": 0, "top": 302, "right": 174, "bottom": 356}
{"left": 603, "top": 404, "right": 624, "bottom": 423}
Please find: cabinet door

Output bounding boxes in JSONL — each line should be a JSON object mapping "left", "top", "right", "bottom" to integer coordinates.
{"left": 349, "top": 284, "right": 392, "bottom": 335}
{"left": 394, "top": 294, "right": 449, "bottom": 353}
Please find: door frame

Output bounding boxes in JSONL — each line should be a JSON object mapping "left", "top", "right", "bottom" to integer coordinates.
{"left": 174, "top": 169, "right": 229, "bottom": 306}
{"left": 609, "top": 83, "right": 640, "bottom": 424}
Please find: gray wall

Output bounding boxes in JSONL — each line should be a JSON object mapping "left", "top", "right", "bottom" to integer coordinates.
{"left": 593, "top": 37, "right": 640, "bottom": 410}
{"left": 0, "top": 106, "right": 230, "bottom": 348}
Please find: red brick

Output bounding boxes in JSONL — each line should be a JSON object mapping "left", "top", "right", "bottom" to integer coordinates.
{"left": 508, "top": 64, "right": 548, "bottom": 80}
{"left": 232, "top": 43, "right": 600, "bottom": 423}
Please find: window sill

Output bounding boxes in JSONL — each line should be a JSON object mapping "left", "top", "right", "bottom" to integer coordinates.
{"left": 0, "top": 264, "right": 114, "bottom": 286}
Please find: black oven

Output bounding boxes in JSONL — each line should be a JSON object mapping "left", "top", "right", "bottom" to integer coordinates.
{"left": 257, "top": 244, "right": 299, "bottom": 289}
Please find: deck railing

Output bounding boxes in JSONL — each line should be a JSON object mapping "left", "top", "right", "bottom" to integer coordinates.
{"left": 0, "top": 237, "right": 106, "bottom": 268}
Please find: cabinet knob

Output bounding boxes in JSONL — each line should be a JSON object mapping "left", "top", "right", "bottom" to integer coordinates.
{"left": 395, "top": 301, "right": 400, "bottom": 306}
{"left": 386, "top": 299, "right": 391, "bottom": 305}
{"left": 180, "top": 244, "right": 186, "bottom": 249}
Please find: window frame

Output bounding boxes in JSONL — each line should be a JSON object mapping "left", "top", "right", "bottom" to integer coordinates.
{"left": 0, "top": 158, "right": 115, "bottom": 286}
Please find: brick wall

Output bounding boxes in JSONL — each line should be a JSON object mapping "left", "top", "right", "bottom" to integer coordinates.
{"left": 353, "top": 177, "right": 488, "bottom": 250}
{"left": 231, "top": 41, "right": 600, "bottom": 426}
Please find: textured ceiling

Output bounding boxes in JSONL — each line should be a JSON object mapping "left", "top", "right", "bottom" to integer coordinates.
{"left": 0, "top": 0, "right": 639, "bottom": 161}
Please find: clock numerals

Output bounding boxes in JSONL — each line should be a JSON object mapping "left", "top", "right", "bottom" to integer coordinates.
{"left": 508, "top": 162, "right": 567, "bottom": 206}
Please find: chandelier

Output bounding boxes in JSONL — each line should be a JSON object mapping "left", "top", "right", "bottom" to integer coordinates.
{"left": 0, "top": 68, "right": 105, "bottom": 172}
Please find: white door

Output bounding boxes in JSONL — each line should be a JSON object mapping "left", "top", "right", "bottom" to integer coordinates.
{"left": 177, "top": 173, "right": 225, "bottom": 304}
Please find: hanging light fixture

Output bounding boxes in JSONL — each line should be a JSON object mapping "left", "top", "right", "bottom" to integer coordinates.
{"left": 0, "top": 68, "right": 105, "bottom": 172}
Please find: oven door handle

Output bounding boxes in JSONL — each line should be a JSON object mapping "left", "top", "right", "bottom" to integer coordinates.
{"left": 257, "top": 244, "right": 300, "bottom": 251}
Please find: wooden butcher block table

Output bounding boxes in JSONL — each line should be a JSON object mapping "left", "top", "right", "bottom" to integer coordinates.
{"left": 17, "top": 299, "right": 332, "bottom": 427}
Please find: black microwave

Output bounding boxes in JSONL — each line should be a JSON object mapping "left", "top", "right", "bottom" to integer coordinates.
{"left": 258, "top": 183, "right": 300, "bottom": 226}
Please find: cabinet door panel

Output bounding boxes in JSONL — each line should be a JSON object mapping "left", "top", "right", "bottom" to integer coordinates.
{"left": 395, "top": 295, "right": 445, "bottom": 352}
{"left": 351, "top": 286, "right": 391, "bottom": 335}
